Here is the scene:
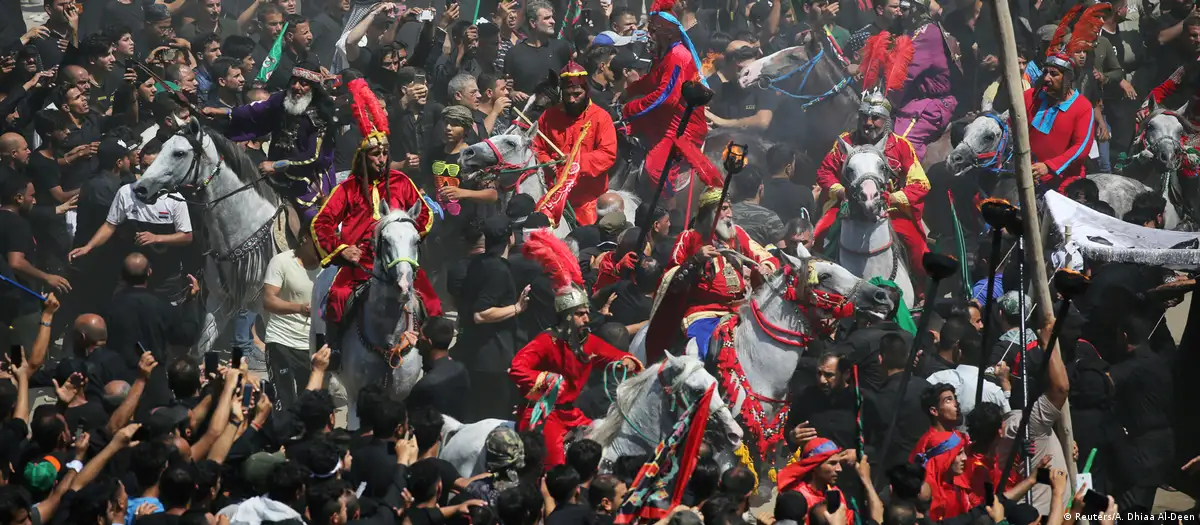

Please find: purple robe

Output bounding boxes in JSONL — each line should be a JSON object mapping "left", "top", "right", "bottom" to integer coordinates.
{"left": 226, "top": 92, "right": 337, "bottom": 219}
{"left": 893, "top": 21, "right": 957, "bottom": 160}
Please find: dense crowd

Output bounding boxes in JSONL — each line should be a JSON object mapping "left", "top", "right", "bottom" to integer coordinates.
{"left": 0, "top": 0, "right": 1195, "bottom": 524}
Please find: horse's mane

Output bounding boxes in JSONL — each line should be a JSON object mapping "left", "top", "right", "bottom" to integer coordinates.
{"left": 591, "top": 356, "right": 705, "bottom": 447}
{"left": 203, "top": 128, "right": 281, "bottom": 204}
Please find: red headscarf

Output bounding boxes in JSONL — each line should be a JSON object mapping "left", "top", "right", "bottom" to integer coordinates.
{"left": 913, "top": 430, "right": 971, "bottom": 521}
{"left": 777, "top": 438, "right": 841, "bottom": 493}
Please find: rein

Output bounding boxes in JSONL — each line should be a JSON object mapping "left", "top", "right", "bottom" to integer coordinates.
{"left": 606, "top": 360, "right": 708, "bottom": 444}
{"left": 964, "top": 113, "right": 1014, "bottom": 173}
{"left": 763, "top": 40, "right": 855, "bottom": 111}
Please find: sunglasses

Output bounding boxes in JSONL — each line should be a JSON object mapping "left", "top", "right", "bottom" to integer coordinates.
{"left": 432, "top": 161, "right": 461, "bottom": 177}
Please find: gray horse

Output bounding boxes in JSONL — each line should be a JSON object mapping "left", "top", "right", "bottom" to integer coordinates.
{"left": 131, "top": 120, "right": 283, "bottom": 356}
{"left": 309, "top": 205, "right": 426, "bottom": 427}
{"left": 1128, "top": 106, "right": 1195, "bottom": 228}
{"left": 436, "top": 354, "right": 744, "bottom": 477}
{"left": 835, "top": 138, "right": 916, "bottom": 307}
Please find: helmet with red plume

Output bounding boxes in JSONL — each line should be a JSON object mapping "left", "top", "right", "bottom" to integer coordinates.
{"left": 522, "top": 228, "right": 588, "bottom": 313}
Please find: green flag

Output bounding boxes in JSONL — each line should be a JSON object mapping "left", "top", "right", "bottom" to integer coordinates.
{"left": 946, "top": 190, "right": 972, "bottom": 299}
{"left": 257, "top": 22, "right": 289, "bottom": 82}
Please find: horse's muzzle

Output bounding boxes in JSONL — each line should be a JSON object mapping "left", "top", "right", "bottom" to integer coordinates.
{"left": 131, "top": 185, "right": 158, "bottom": 204}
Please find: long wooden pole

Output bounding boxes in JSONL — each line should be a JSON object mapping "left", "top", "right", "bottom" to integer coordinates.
{"left": 987, "top": 0, "right": 1078, "bottom": 494}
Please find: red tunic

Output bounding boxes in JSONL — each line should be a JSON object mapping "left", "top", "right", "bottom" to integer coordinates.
{"left": 509, "top": 331, "right": 638, "bottom": 467}
{"left": 813, "top": 132, "right": 930, "bottom": 273}
{"left": 909, "top": 429, "right": 972, "bottom": 522}
{"left": 310, "top": 171, "right": 441, "bottom": 322}
{"left": 532, "top": 101, "right": 618, "bottom": 226}
{"left": 668, "top": 226, "right": 778, "bottom": 318}
{"left": 1024, "top": 87, "right": 1094, "bottom": 192}
{"left": 793, "top": 482, "right": 856, "bottom": 525}
{"left": 622, "top": 43, "right": 722, "bottom": 190}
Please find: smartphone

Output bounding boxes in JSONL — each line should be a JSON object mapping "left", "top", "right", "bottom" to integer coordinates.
{"left": 824, "top": 490, "right": 840, "bottom": 513}
{"left": 580, "top": 8, "right": 593, "bottom": 27}
{"left": 314, "top": 333, "right": 326, "bottom": 352}
{"left": 232, "top": 347, "right": 244, "bottom": 370}
{"left": 74, "top": 427, "right": 83, "bottom": 443}
{"left": 414, "top": 72, "right": 427, "bottom": 84}
{"left": 328, "top": 348, "right": 342, "bottom": 372}
{"left": 1036, "top": 467, "right": 1051, "bottom": 485}
{"left": 445, "top": 0, "right": 455, "bottom": 9}
{"left": 8, "top": 345, "right": 21, "bottom": 368}
{"left": 242, "top": 385, "right": 254, "bottom": 409}
{"left": 204, "top": 351, "right": 219, "bottom": 377}
{"left": 983, "top": 482, "right": 994, "bottom": 504}
{"left": 262, "top": 380, "right": 277, "bottom": 403}
{"left": 419, "top": 9, "right": 435, "bottom": 22}
{"left": 1082, "top": 489, "right": 1109, "bottom": 513}
{"left": 69, "top": 373, "right": 84, "bottom": 387}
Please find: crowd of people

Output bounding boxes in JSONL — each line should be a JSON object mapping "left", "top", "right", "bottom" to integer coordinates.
{"left": 0, "top": 0, "right": 1195, "bottom": 523}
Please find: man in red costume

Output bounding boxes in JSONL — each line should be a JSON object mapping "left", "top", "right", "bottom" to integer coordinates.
{"left": 814, "top": 88, "right": 930, "bottom": 273}
{"left": 621, "top": 0, "right": 722, "bottom": 197}
{"left": 311, "top": 79, "right": 442, "bottom": 343}
{"left": 656, "top": 189, "right": 778, "bottom": 358}
{"left": 1025, "top": 49, "right": 1094, "bottom": 192}
{"left": 909, "top": 384, "right": 970, "bottom": 521}
{"left": 776, "top": 438, "right": 856, "bottom": 522}
{"left": 509, "top": 229, "right": 642, "bottom": 468}
{"left": 532, "top": 62, "right": 618, "bottom": 226}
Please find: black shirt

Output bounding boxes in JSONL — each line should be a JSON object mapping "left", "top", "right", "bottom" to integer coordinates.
{"left": 761, "top": 176, "right": 817, "bottom": 225}
{"left": 705, "top": 73, "right": 780, "bottom": 120}
{"left": 0, "top": 208, "right": 41, "bottom": 319}
{"left": 136, "top": 512, "right": 183, "bottom": 525}
{"left": 597, "top": 280, "right": 652, "bottom": 326}
{"left": 454, "top": 254, "right": 519, "bottom": 374}
{"left": 786, "top": 385, "right": 860, "bottom": 451}
{"left": 503, "top": 38, "right": 573, "bottom": 94}
{"left": 1109, "top": 344, "right": 1173, "bottom": 435}
{"left": 309, "top": 11, "right": 346, "bottom": 69}
{"left": 409, "top": 356, "right": 472, "bottom": 422}
{"left": 864, "top": 372, "right": 931, "bottom": 471}
{"left": 101, "top": 287, "right": 202, "bottom": 413}
{"left": 75, "top": 171, "right": 129, "bottom": 250}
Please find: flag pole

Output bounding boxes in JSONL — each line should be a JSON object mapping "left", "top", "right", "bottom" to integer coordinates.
{"left": 987, "top": 0, "right": 1078, "bottom": 493}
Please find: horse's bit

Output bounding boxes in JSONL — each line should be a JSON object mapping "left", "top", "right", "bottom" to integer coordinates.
{"left": 957, "top": 113, "right": 1014, "bottom": 174}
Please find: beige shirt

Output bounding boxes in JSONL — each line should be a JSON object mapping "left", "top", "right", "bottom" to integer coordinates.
{"left": 998, "top": 395, "right": 1067, "bottom": 515}
{"left": 263, "top": 250, "right": 320, "bottom": 349}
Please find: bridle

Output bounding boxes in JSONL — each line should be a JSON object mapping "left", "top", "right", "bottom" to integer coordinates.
{"left": 361, "top": 213, "right": 422, "bottom": 369}
{"left": 371, "top": 215, "right": 421, "bottom": 282}
{"left": 955, "top": 112, "right": 1014, "bottom": 174}
{"left": 1134, "top": 112, "right": 1186, "bottom": 171}
{"left": 156, "top": 129, "right": 273, "bottom": 209}
{"left": 470, "top": 137, "right": 546, "bottom": 192}
{"left": 748, "top": 260, "right": 856, "bottom": 348}
{"left": 760, "top": 30, "right": 856, "bottom": 111}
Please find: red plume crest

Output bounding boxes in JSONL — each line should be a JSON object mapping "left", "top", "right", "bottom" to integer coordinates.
{"left": 860, "top": 32, "right": 914, "bottom": 93}
{"left": 1066, "top": 4, "right": 1111, "bottom": 55}
{"left": 522, "top": 228, "right": 583, "bottom": 291}
{"left": 650, "top": 0, "right": 676, "bottom": 13}
{"left": 1047, "top": 4, "right": 1083, "bottom": 57}
{"left": 348, "top": 78, "right": 389, "bottom": 137}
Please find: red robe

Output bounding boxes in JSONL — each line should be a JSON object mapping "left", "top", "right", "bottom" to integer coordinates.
{"left": 311, "top": 170, "right": 442, "bottom": 323}
{"left": 794, "top": 482, "right": 856, "bottom": 525}
{"left": 909, "top": 429, "right": 971, "bottom": 522}
{"left": 532, "top": 101, "right": 618, "bottom": 226}
{"left": 813, "top": 132, "right": 930, "bottom": 273}
{"left": 1025, "top": 87, "right": 1095, "bottom": 192}
{"left": 509, "top": 331, "right": 638, "bottom": 467}
{"left": 668, "top": 226, "right": 779, "bottom": 318}
{"left": 622, "top": 43, "right": 722, "bottom": 191}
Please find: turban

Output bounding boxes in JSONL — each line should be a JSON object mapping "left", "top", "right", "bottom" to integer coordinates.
{"left": 777, "top": 438, "right": 841, "bottom": 492}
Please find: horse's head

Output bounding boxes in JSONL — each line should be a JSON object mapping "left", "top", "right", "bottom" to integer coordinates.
{"left": 132, "top": 118, "right": 210, "bottom": 204}
{"left": 737, "top": 46, "right": 808, "bottom": 89}
{"left": 658, "top": 353, "right": 744, "bottom": 448}
{"left": 1140, "top": 105, "right": 1189, "bottom": 170}
{"left": 458, "top": 134, "right": 534, "bottom": 180}
{"left": 840, "top": 137, "right": 892, "bottom": 222}
{"left": 372, "top": 202, "right": 423, "bottom": 300}
{"left": 778, "top": 252, "right": 895, "bottom": 319}
{"left": 947, "top": 111, "right": 1010, "bottom": 174}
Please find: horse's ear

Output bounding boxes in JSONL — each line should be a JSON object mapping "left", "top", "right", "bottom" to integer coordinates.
{"left": 873, "top": 133, "right": 888, "bottom": 151}
{"left": 1178, "top": 102, "right": 1189, "bottom": 115}
{"left": 186, "top": 117, "right": 202, "bottom": 138}
{"left": 837, "top": 136, "right": 852, "bottom": 155}
{"left": 406, "top": 195, "right": 422, "bottom": 219}
{"left": 999, "top": 110, "right": 1010, "bottom": 123}
{"left": 378, "top": 199, "right": 392, "bottom": 217}
{"left": 1149, "top": 97, "right": 1159, "bottom": 113}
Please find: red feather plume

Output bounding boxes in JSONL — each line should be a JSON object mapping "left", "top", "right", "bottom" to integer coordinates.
{"left": 884, "top": 35, "right": 913, "bottom": 91}
{"left": 650, "top": 0, "right": 676, "bottom": 13}
{"left": 1047, "top": 3, "right": 1083, "bottom": 57}
{"left": 348, "top": 78, "right": 389, "bottom": 137}
{"left": 859, "top": 31, "right": 892, "bottom": 91}
{"left": 1066, "top": 4, "right": 1111, "bottom": 55}
{"left": 522, "top": 228, "right": 584, "bottom": 291}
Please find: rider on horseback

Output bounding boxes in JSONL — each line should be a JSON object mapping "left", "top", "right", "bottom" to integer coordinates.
{"left": 311, "top": 79, "right": 442, "bottom": 346}
{"left": 224, "top": 62, "right": 337, "bottom": 222}
{"left": 814, "top": 87, "right": 930, "bottom": 275}
{"left": 656, "top": 189, "right": 779, "bottom": 357}
{"left": 531, "top": 61, "right": 618, "bottom": 226}
{"left": 509, "top": 229, "right": 641, "bottom": 468}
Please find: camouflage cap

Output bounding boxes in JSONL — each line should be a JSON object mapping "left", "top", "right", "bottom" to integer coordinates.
{"left": 484, "top": 425, "right": 525, "bottom": 474}
{"left": 997, "top": 290, "right": 1031, "bottom": 319}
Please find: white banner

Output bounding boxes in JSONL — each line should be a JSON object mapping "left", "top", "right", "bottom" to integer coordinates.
{"left": 1043, "top": 190, "right": 1200, "bottom": 269}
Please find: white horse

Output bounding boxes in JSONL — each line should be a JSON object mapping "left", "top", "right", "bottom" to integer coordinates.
{"left": 436, "top": 354, "right": 744, "bottom": 478}
{"left": 309, "top": 205, "right": 426, "bottom": 428}
{"left": 1128, "top": 106, "right": 1194, "bottom": 229}
{"left": 457, "top": 134, "right": 642, "bottom": 235}
{"left": 836, "top": 138, "right": 915, "bottom": 308}
{"left": 131, "top": 120, "right": 282, "bottom": 356}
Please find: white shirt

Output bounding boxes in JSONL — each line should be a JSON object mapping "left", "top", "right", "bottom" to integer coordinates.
{"left": 999, "top": 396, "right": 1067, "bottom": 515}
{"left": 926, "top": 364, "right": 1011, "bottom": 426}
{"left": 106, "top": 184, "right": 192, "bottom": 232}
{"left": 263, "top": 250, "right": 320, "bottom": 349}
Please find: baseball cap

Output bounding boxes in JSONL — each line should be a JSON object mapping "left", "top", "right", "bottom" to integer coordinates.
{"left": 98, "top": 137, "right": 138, "bottom": 169}
{"left": 145, "top": 4, "right": 172, "bottom": 23}
{"left": 611, "top": 48, "right": 651, "bottom": 72}
{"left": 593, "top": 30, "right": 635, "bottom": 47}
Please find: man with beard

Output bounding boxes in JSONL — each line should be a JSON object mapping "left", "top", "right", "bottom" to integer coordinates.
{"left": 509, "top": 229, "right": 641, "bottom": 468}
{"left": 225, "top": 63, "right": 337, "bottom": 221}
{"left": 1026, "top": 37, "right": 1096, "bottom": 192}
{"left": 813, "top": 89, "right": 930, "bottom": 275}
{"left": 659, "top": 189, "right": 778, "bottom": 358}
{"left": 311, "top": 78, "right": 441, "bottom": 347}
{"left": 531, "top": 62, "right": 618, "bottom": 226}
{"left": 622, "top": 0, "right": 723, "bottom": 197}
{"left": 892, "top": 0, "right": 960, "bottom": 161}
